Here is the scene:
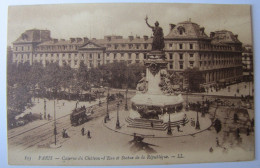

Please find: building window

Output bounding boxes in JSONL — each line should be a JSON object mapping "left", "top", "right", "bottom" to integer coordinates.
{"left": 200, "top": 61, "right": 202, "bottom": 67}
{"left": 136, "top": 60, "right": 140, "bottom": 63}
{"left": 89, "top": 54, "right": 92, "bottom": 59}
{"left": 21, "top": 46, "right": 24, "bottom": 51}
{"left": 169, "top": 53, "right": 173, "bottom": 60}
{"left": 190, "top": 54, "right": 194, "bottom": 58}
{"left": 114, "top": 53, "right": 116, "bottom": 59}
{"left": 115, "top": 44, "right": 118, "bottom": 49}
{"left": 136, "top": 54, "right": 139, "bottom": 59}
{"left": 189, "top": 61, "right": 194, "bottom": 68}
{"left": 128, "top": 53, "right": 131, "bottom": 59}
{"left": 179, "top": 53, "right": 183, "bottom": 60}
{"left": 144, "top": 44, "right": 148, "bottom": 49}
{"left": 169, "top": 44, "right": 173, "bottom": 48}
{"left": 129, "top": 44, "right": 133, "bottom": 49}
{"left": 98, "top": 54, "right": 101, "bottom": 59}
{"left": 179, "top": 44, "right": 183, "bottom": 49}
{"left": 179, "top": 62, "right": 183, "bottom": 69}
{"left": 144, "top": 53, "right": 147, "bottom": 59}
{"left": 169, "top": 63, "right": 173, "bottom": 69}
{"left": 190, "top": 44, "right": 193, "bottom": 49}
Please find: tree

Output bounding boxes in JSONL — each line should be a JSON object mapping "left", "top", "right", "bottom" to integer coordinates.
{"left": 183, "top": 67, "right": 204, "bottom": 92}
{"left": 41, "top": 62, "right": 62, "bottom": 93}
{"left": 60, "top": 62, "right": 74, "bottom": 91}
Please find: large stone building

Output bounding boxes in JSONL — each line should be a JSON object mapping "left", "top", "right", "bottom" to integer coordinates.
{"left": 11, "top": 20, "right": 243, "bottom": 86}
{"left": 242, "top": 44, "right": 253, "bottom": 80}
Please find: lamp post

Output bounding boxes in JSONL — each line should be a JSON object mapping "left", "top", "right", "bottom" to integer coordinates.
{"left": 167, "top": 112, "right": 172, "bottom": 135}
{"left": 125, "top": 88, "right": 128, "bottom": 111}
{"left": 196, "top": 109, "right": 200, "bottom": 130}
{"left": 106, "top": 87, "right": 110, "bottom": 120}
{"left": 44, "top": 99, "right": 46, "bottom": 120}
{"left": 116, "top": 101, "right": 120, "bottom": 129}
{"left": 125, "top": 69, "right": 129, "bottom": 111}
{"left": 54, "top": 99, "right": 57, "bottom": 145}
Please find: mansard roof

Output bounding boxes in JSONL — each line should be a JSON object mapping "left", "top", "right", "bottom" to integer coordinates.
{"left": 211, "top": 30, "right": 241, "bottom": 44}
{"left": 165, "top": 20, "right": 210, "bottom": 40}
{"left": 13, "top": 29, "right": 51, "bottom": 44}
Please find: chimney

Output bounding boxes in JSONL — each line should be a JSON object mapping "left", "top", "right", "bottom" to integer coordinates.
{"left": 70, "top": 38, "right": 75, "bottom": 43}
{"left": 53, "top": 39, "right": 58, "bottom": 43}
{"left": 128, "top": 36, "right": 134, "bottom": 41}
{"left": 143, "top": 35, "right": 148, "bottom": 41}
{"left": 83, "top": 37, "right": 89, "bottom": 43}
{"left": 76, "top": 38, "right": 82, "bottom": 43}
{"left": 169, "top": 24, "right": 176, "bottom": 31}
{"left": 200, "top": 27, "right": 205, "bottom": 34}
{"left": 210, "top": 32, "right": 215, "bottom": 38}
{"left": 105, "top": 36, "right": 112, "bottom": 41}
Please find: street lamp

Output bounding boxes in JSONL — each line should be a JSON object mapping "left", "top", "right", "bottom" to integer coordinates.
{"left": 44, "top": 99, "right": 46, "bottom": 120}
{"left": 125, "top": 88, "right": 128, "bottom": 111}
{"left": 185, "top": 88, "right": 189, "bottom": 111}
{"left": 196, "top": 104, "right": 200, "bottom": 130}
{"left": 116, "top": 101, "right": 120, "bottom": 129}
{"left": 167, "top": 111, "right": 172, "bottom": 135}
{"left": 106, "top": 87, "right": 110, "bottom": 120}
{"left": 125, "top": 69, "right": 129, "bottom": 111}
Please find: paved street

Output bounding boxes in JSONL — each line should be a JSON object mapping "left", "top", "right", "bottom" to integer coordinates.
{"left": 8, "top": 89, "right": 254, "bottom": 165}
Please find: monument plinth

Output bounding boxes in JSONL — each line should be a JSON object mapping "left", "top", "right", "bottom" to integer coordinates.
{"left": 125, "top": 18, "right": 187, "bottom": 130}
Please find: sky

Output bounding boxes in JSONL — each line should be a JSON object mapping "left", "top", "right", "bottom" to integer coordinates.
{"left": 7, "top": 3, "right": 252, "bottom": 45}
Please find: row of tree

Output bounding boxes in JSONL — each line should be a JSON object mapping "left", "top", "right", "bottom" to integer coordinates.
{"left": 7, "top": 61, "right": 146, "bottom": 112}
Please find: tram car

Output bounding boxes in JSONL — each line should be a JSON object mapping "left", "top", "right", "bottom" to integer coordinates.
{"left": 70, "top": 106, "right": 91, "bottom": 126}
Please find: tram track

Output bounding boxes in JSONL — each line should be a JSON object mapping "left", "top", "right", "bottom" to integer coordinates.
{"left": 8, "top": 99, "right": 122, "bottom": 151}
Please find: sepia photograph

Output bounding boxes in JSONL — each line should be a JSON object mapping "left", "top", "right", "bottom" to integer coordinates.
{"left": 5, "top": 2, "right": 255, "bottom": 166}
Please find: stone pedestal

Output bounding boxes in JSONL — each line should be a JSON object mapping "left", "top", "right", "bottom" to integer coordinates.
{"left": 145, "top": 51, "right": 167, "bottom": 95}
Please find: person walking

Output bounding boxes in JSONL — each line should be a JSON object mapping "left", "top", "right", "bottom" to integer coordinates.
{"left": 177, "top": 124, "right": 180, "bottom": 132}
{"left": 87, "top": 130, "right": 91, "bottom": 139}
{"left": 81, "top": 127, "right": 85, "bottom": 136}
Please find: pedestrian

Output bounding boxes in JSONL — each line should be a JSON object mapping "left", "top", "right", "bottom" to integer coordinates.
{"left": 209, "top": 147, "right": 213, "bottom": 153}
{"left": 87, "top": 130, "right": 91, "bottom": 139}
{"left": 81, "top": 127, "right": 85, "bottom": 136}
{"left": 62, "top": 129, "right": 66, "bottom": 138}
{"left": 216, "top": 137, "right": 220, "bottom": 147}
{"left": 104, "top": 116, "right": 107, "bottom": 123}
{"left": 151, "top": 122, "right": 154, "bottom": 128}
{"left": 247, "top": 126, "right": 250, "bottom": 136}
{"left": 236, "top": 128, "right": 240, "bottom": 138}
{"left": 40, "top": 113, "right": 42, "bottom": 120}
{"left": 177, "top": 124, "right": 180, "bottom": 132}
{"left": 47, "top": 114, "right": 51, "bottom": 120}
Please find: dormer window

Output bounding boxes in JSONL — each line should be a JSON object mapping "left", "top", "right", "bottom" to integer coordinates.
{"left": 177, "top": 26, "right": 185, "bottom": 35}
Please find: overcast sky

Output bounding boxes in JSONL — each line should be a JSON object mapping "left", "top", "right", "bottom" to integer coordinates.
{"left": 7, "top": 3, "right": 252, "bottom": 45}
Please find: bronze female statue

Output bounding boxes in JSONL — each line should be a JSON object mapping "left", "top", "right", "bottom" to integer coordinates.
{"left": 145, "top": 16, "right": 165, "bottom": 51}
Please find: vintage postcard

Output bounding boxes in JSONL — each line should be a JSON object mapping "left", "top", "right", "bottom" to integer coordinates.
{"left": 7, "top": 3, "right": 254, "bottom": 166}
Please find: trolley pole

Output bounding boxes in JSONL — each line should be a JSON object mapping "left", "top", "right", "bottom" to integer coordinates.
{"left": 54, "top": 100, "right": 57, "bottom": 145}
